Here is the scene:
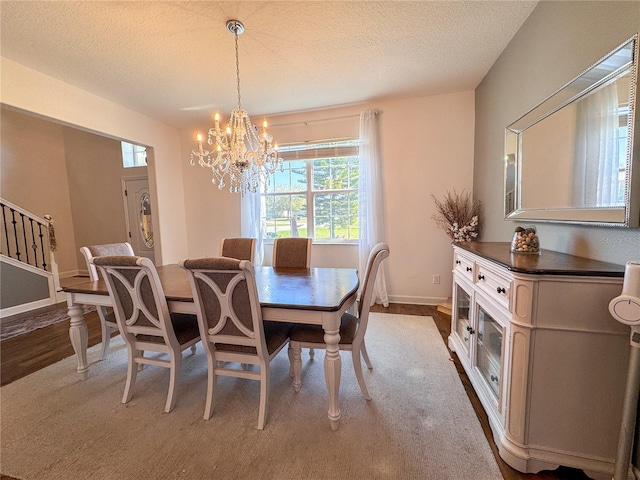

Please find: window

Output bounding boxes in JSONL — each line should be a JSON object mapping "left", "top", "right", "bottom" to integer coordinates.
{"left": 262, "top": 139, "right": 359, "bottom": 242}
{"left": 121, "top": 141, "right": 147, "bottom": 168}
{"left": 616, "top": 106, "right": 629, "bottom": 204}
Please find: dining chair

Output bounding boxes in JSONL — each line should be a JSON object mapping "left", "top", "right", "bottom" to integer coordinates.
{"left": 219, "top": 237, "right": 256, "bottom": 263}
{"left": 272, "top": 237, "right": 315, "bottom": 360}
{"left": 288, "top": 242, "right": 390, "bottom": 400}
{"left": 91, "top": 255, "right": 200, "bottom": 413}
{"left": 180, "top": 257, "right": 292, "bottom": 429}
{"left": 272, "top": 237, "right": 312, "bottom": 268}
{"left": 80, "top": 242, "right": 135, "bottom": 360}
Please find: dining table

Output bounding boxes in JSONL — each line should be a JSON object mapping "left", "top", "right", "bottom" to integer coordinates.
{"left": 60, "top": 264, "right": 359, "bottom": 430}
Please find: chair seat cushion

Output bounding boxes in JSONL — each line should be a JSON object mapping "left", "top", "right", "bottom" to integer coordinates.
{"left": 216, "top": 321, "right": 292, "bottom": 355}
{"left": 289, "top": 312, "right": 358, "bottom": 344}
{"left": 136, "top": 313, "right": 200, "bottom": 346}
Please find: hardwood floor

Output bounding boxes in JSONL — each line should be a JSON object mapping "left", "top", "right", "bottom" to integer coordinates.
{"left": 1, "top": 309, "right": 107, "bottom": 387}
{"left": 1, "top": 303, "right": 595, "bottom": 480}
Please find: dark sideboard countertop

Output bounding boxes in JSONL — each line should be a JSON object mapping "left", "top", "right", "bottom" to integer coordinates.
{"left": 453, "top": 242, "right": 625, "bottom": 277}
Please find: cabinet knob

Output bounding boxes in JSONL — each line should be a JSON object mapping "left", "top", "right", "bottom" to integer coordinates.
{"left": 466, "top": 326, "right": 475, "bottom": 334}
{"left": 478, "top": 274, "right": 485, "bottom": 281}
{"left": 466, "top": 267, "right": 473, "bottom": 272}
{"left": 497, "top": 287, "right": 506, "bottom": 294}
{"left": 491, "top": 375, "right": 499, "bottom": 383}
{"left": 456, "top": 260, "right": 461, "bottom": 265}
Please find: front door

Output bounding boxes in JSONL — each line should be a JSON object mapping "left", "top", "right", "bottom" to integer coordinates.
{"left": 122, "top": 177, "right": 155, "bottom": 264}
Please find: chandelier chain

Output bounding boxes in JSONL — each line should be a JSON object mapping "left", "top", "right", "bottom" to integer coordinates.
{"left": 234, "top": 24, "right": 241, "bottom": 110}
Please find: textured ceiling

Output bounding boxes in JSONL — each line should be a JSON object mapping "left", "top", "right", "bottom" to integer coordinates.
{"left": 0, "top": 1, "right": 537, "bottom": 129}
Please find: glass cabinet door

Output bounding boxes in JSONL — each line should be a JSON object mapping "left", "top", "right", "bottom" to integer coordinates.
{"left": 476, "top": 305, "right": 503, "bottom": 399}
{"left": 454, "top": 283, "right": 472, "bottom": 356}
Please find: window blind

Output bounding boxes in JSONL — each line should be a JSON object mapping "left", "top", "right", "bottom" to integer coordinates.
{"left": 278, "top": 139, "right": 359, "bottom": 161}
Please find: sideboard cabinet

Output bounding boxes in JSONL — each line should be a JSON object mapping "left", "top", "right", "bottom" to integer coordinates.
{"left": 448, "top": 242, "right": 628, "bottom": 478}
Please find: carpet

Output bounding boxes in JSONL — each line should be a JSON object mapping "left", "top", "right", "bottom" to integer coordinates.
{"left": 0, "top": 313, "right": 502, "bottom": 480}
{"left": 0, "top": 303, "right": 96, "bottom": 341}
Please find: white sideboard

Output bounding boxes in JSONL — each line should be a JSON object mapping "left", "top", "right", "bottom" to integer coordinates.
{"left": 448, "top": 242, "right": 628, "bottom": 478}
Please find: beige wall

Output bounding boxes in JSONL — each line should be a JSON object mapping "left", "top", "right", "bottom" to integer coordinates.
{"left": 0, "top": 108, "right": 78, "bottom": 273}
{"left": 63, "top": 127, "right": 146, "bottom": 268}
{"left": 0, "top": 107, "right": 147, "bottom": 274}
{"left": 0, "top": 58, "right": 188, "bottom": 265}
{"left": 475, "top": 1, "right": 640, "bottom": 265}
{"left": 182, "top": 91, "right": 476, "bottom": 305}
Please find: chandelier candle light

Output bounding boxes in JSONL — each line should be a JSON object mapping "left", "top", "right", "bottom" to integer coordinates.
{"left": 190, "top": 20, "right": 282, "bottom": 194}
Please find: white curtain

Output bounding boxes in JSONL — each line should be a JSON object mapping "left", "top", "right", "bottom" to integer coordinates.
{"left": 572, "top": 82, "right": 620, "bottom": 207}
{"left": 358, "top": 109, "right": 389, "bottom": 307}
{"left": 240, "top": 190, "right": 264, "bottom": 265}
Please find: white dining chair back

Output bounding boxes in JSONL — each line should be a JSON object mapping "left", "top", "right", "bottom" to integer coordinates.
{"left": 92, "top": 255, "right": 200, "bottom": 413}
{"left": 180, "top": 256, "right": 291, "bottom": 429}
{"left": 81, "top": 242, "right": 135, "bottom": 281}
{"left": 80, "top": 242, "right": 135, "bottom": 360}
{"left": 288, "top": 242, "right": 390, "bottom": 400}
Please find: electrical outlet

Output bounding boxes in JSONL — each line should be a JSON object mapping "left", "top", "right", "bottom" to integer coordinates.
{"left": 433, "top": 274, "right": 440, "bottom": 285}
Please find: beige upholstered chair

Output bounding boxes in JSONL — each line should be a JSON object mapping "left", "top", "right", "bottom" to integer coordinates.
{"left": 180, "top": 257, "right": 291, "bottom": 429}
{"left": 271, "top": 243, "right": 314, "bottom": 369}
{"left": 80, "top": 242, "right": 135, "bottom": 360}
{"left": 272, "top": 237, "right": 314, "bottom": 360}
{"left": 272, "top": 237, "right": 312, "bottom": 268}
{"left": 92, "top": 255, "right": 200, "bottom": 413}
{"left": 219, "top": 237, "right": 256, "bottom": 263}
{"left": 288, "top": 242, "right": 390, "bottom": 400}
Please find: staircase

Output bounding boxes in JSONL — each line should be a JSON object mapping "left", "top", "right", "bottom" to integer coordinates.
{"left": 1, "top": 198, "right": 61, "bottom": 317}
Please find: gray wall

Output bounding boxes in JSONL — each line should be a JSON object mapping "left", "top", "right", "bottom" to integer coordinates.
{"left": 475, "top": 1, "right": 640, "bottom": 265}
{"left": 0, "top": 261, "right": 49, "bottom": 308}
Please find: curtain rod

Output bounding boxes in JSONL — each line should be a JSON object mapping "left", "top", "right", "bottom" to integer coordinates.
{"left": 270, "top": 113, "right": 361, "bottom": 128}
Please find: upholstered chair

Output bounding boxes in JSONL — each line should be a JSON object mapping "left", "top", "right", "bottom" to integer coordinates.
{"left": 92, "top": 255, "right": 200, "bottom": 413}
{"left": 219, "top": 237, "right": 256, "bottom": 263}
{"left": 180, "top": 257, "right": 291, "bottom": 429}
{"left": 288, "top": 242, "right": 390, "bottom": 400}
{"left": 272, "top": 237, "right": 314, "bottom": 361}
{"left": 80, "top": 242, "right": 135, "bottom": 360}
{"left": 272, "top": 237, "right": 312, "bottom": 268}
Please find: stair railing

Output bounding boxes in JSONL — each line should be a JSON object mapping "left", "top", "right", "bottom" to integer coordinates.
{"left": 0, "top": 198, "right": 58, "bottom": 281}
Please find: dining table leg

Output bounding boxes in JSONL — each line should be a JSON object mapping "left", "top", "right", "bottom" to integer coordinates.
{"left": 67, "top": 298, "right": 89, "bottom": 379}
{"left": 322, "top": 313, "right": 342, "bottom": 431}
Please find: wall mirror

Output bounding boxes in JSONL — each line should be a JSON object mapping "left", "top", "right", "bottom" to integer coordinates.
{"left": 504, "top": 34, "right": 639, "bottom": 227}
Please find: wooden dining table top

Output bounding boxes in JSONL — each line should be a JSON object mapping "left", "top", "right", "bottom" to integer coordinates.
{"left": 61, "top": 264, "right": 360, "bottom": 312}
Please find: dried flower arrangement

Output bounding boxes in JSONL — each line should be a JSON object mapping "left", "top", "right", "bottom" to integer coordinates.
{"left": 431, "top": 190, "right": 481, "bottom": 242}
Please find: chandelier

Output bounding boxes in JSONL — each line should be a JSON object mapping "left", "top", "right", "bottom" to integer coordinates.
{"left": 190, "top": 20, "right": 282, "bottom": 194}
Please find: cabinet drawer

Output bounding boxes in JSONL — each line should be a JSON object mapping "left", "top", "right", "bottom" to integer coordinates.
{"left": 476, "top": 264, "right": 511, "bottom": 309}
{"left": 454, "top": 251, "right": 475, "bottom": 282}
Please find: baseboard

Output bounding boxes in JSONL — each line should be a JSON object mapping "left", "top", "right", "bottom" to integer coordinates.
{"left": 437, "top": 298, "right": 452, "bottom": 315}
{"left": 59, "top": 269, "right": 86, "bottom": 278}
{"left": 387, "top": 295, "right": 447, "bottom": 306}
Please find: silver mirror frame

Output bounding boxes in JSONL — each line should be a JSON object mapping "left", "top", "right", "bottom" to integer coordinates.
{"left": 504, "top": 33, "right": 639, "bottom": 228}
